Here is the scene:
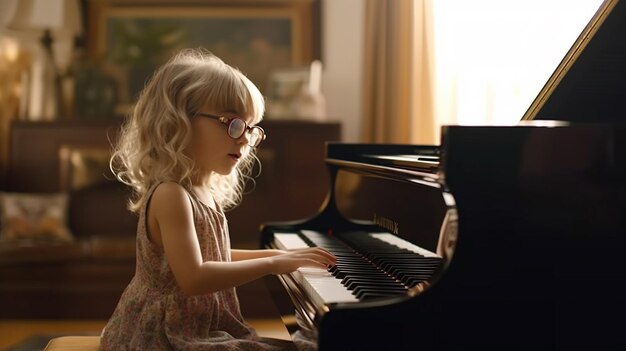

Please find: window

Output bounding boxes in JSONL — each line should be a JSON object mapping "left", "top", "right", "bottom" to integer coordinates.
{"left": 432, "top": 0, "right": 604, "bottom": 127}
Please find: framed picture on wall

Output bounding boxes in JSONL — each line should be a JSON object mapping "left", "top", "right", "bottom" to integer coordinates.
{"left": 87, "top": 0, "right": 320, "bottom": 115}
{"left": 58, "top": 145, "right": 114, "bottom": 191}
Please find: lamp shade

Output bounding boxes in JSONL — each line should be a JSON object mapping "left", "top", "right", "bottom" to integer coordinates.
{"left": 0, "top": 0, "right": 19, "bottom": 30}
{"left": 4, "top": 0, "right": 82, "bottom": 37}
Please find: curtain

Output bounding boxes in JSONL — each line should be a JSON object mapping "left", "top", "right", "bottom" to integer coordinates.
{"left": 361, "top": 0, "right": 436, "bottom": 145}
{"left": 362, "top": 0, "right": 601, "bottom": 146}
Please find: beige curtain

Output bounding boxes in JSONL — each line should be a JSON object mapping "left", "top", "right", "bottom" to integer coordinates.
{"left": 362, "top": 0, "right": 436, "bottom": 145}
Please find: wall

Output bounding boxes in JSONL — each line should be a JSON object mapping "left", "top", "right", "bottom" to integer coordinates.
{"left": 322, "top": 0, "right": 364, "bottom": 143}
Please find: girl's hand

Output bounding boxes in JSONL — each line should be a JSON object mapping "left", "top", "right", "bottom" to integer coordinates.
{"left": 269, "top": 247, "right": 336, "bottom": 275}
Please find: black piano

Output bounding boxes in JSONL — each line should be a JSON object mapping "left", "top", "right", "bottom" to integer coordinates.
{"left": 261, "top": 0, "right": 626, "bottom": 349}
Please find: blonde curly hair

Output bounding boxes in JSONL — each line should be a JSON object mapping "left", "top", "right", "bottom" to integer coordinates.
{"left": 110, "top": 48, "right": 265, "bottom": 213}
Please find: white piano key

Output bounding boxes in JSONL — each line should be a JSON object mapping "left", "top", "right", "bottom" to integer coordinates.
{"left": 296, "top": 267, "right": 359, "bottom": 304}
{"left": 369, "top": 232, "right": 440, "bottom": 257}
{"left": 273, "top": 232, "right": 359, "bottom": 305}
{"left": 274, "top": 233, "right": 310, "bottom": 250}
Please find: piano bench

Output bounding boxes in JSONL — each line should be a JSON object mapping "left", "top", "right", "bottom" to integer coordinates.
{"left": 44, "top": 336, "right": 100, "bottom": 351}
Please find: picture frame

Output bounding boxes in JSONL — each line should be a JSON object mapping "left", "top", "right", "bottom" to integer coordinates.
{"left": 265, "top": 64, "right": 311, "bottom": 118}
{"left": 58, "top": 145, "right": 113, "bottom": 191}
{"left": 87, "top": 0, "right": 319, "bottom": 115}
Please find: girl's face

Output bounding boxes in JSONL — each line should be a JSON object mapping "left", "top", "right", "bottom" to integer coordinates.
{"left": 189, "top": 109, "right": 253, "bottom": 176}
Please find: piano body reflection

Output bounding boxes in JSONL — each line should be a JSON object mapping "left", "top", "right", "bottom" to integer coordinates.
{"left": 261, "top": 0, "right": 626, "bottom": 349}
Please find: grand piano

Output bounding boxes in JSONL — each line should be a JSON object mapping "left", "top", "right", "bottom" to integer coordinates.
{"left": 261, "top": 0, "right": 626, "bottom": 349}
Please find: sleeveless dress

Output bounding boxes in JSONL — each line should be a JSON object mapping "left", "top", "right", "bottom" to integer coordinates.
{"left": 100, "top": 184, "right": 294, "bottom": 350}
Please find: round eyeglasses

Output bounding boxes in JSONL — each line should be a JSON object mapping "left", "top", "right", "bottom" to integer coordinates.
{"left": 194, "top": 112, "right": 266, "bottom": 147}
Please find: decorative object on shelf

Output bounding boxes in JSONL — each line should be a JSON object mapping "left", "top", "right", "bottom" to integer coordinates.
{"left": 266, "top": 60, "right": 327, "bottom": 121}
{"left": 58, "top": 145, "right": 114, "bottom": 191}
{"left": 34, "top": 28, "right": 61, "bottom": 120}
{"left": 73, "top": 59, "right": 119, "bottom": 119}
{"left": 292, "top": 60, "right": 326, "bottom": 121}
{"left": 87, "top": 0, "right": 319, "bottom": 112}
{"left": 265, "top": 64, "right": 310, "bottom": 119}
{"left": 3, "top": 0, "right": 83, "bottom": 121}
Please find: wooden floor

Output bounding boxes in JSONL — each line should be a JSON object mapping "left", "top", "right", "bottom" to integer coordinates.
{"left": 0, "top": 318, "right": 290, "bottom": 350}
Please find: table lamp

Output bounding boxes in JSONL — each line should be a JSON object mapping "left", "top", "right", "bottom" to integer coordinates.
{"left": 3, "top": 0, "right": 82, "bottom": 121}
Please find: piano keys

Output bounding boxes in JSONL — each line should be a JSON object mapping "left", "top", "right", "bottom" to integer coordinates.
{"left": 273, "top": 230, "right": 441, "bottom": 304}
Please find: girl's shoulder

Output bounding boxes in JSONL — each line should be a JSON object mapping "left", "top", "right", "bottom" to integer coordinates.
{"left": 150, "top": 182, "right": 193, "bottom": 213}
{"left": 153, "top": 181, "right": 187, "bottom": 196}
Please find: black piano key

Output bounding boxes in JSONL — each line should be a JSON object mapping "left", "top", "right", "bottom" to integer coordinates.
{"left": 335, "top": 265, "right": 374, "bottom": 270}
{"left": 352, "top": 286, "right": 407, "bottom": 296}
{"left": 388, "top": 264, "right": 436, "bottom": 270}
{"left": 382, "top": 260, "right": 441, "bottom": 269}
{"left": 405, "top": 279, "right": 428, "bottom": 288}
{"left": 354, "top": 288, "right": 408, "bottom": 299}
{"left": 353, "top": 285, "right": 407, "bottom": 293}
{"left": 358, "top": 292, "right": 405, "bottom": 300}
{"left": 372, "top": 255, "right": 441, "bottom": 264}
{"left": 334, "top": 270, "right": 379, "bottom": 279}
{"left": 331, "top": 266, "right": 375, "bottom": 274}
{"left": 341, "top": 274, "right": 394, "bottom": 284}
{"left": 337, "top": 271, "right": 389, "bottom": 280}
{"left": 388, "top": 267, "right": 440, "bottom": 276}
{"left": 333, "top": 266, "right": 382, "bottom": 272}
{"left": 354, "top": 280, "right": 407, "bottom": 288}
{"left": 335, "top": 258, "right": 370, "bottom": 263}
{"left": 346, "top": 280, "right": 404, "bottom": 290}
{"left": 401, "top": 276, "right": 429, "bottom": 286}
{"left": 396, "top": 270, "right": 434, "bottom": 278}
{"left": 350, "top": 286, "right": 405, "bottom": 295}
{"left": 341, "top": 274, "right": 399, "bottom": 281}
{"left": 397, "top": 269, "right": 432, "bottom": 277}
{"left": 333, "top": 271, "right": 379, "bottom": 279}
{"left": 378, "top": 256, "right": 442, "bottom": 263}
{"left": 334, "top": 264, "right": 382, "bottom": 271}
{"left": 342, "top": 277, "right": 400, "bottom": 288}
{"left": 384, "top": 265, "right": 438, "bottom": 275}
{"left": 334, "top": 257, "right": 371, "bottom": 262}
{"left": 356, "top": 289, "right": 407, "bottom": 297}
{"left": 377, "top": 257, "right": 425, "bottom": 262}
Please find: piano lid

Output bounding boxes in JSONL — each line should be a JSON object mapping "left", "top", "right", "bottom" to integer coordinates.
{"left": 522, "top": 0, "right": 626, "bottom": 123}
{"left": 325, "top": 143, "right": 439, "bottom": 173}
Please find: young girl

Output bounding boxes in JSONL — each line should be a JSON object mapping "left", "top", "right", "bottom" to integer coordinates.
{"left": 101, "top": 49, "right": 335, "bottom": 350}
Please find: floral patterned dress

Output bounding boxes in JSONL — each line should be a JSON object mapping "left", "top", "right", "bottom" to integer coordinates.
{"left": 100, "top": 184, "right": 294, "bottom": 350}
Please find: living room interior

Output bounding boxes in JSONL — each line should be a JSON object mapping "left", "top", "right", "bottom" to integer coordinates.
{"left": 0, "top": 0, "right": 605, "bottom": 350}
{"left": 0, "top": 0, "right": 358, "bottom": 349}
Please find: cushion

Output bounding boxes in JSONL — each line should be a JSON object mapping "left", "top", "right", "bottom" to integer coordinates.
{"left": 0, "top": 192, "right": 73, "bottom": 246}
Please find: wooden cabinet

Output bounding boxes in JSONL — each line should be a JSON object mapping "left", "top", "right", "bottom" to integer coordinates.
{"left": 227, "top": 120, "right": 342, "bottom": 248}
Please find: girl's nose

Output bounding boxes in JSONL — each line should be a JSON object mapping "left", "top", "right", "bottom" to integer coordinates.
{"left": 237, "top": 130, "right": 250, "bottom": 145}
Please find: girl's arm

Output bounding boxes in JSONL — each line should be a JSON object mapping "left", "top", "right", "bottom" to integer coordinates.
{"left": 150, "top": 183, "right": 335, "bottom": 296}
{"left": 231, "top": 249, "right": 285, "bottom": 261}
